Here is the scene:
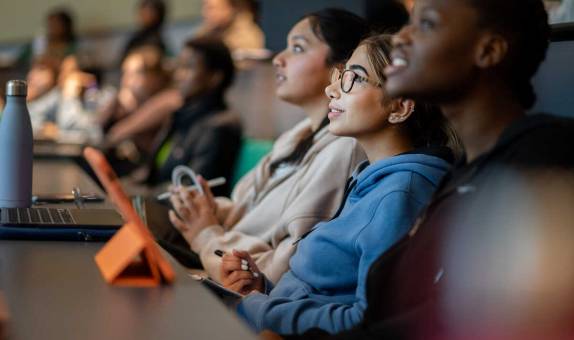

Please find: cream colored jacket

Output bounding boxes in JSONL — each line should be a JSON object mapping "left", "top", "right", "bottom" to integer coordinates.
{"left": 190, "top": 119, "right": 366, "bottom": 283}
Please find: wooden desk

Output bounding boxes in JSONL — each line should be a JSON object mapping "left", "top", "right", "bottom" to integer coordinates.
{"left": 0, "top": 159, "right": 256, "bottom": 340}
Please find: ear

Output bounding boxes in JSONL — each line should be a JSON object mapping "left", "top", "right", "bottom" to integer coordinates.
{"left": 207, "top": 71, "right": 224, "bottom": 90}
{"left": 475, "top": 33, "right": 508, "bottom": 69}
{"left": 388, "top": 98, "right": 415, "bottom": 124}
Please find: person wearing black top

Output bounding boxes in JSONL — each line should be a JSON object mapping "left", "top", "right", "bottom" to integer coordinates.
{"left": 281, "top": 0, "right": 574, "bottom": 339}
{"left": 144, "top": 37, "right": 241, "bottom": 197}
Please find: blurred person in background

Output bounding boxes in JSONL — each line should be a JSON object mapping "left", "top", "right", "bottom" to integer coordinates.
{"left": 51, "top": 54, "right": 113, "bottom": 143}
{"left": 98, "top": 44, "right": 173, "bottom": 170}
{"left": 365, "top": 0, "right": 410, "bottom": 33}
{"left": 26, "top": 56, "right": 61, "bottom": 134}
{"left": 195, "top": 0, "right": 265, "bottom": 52}
{"left": 163, "top": 8, "right": 368, "bottom": 281}
{"left": 546, "top": 0, "right": 574, "bottom": 23}
{"left": 131, "top": 37, "right": 241, "bottom": 195}
{"left": 121, "top": 0, "right": 168, "bottom": 62}
{"left": 18, "top": 8, "right": 77, "bottom": 66}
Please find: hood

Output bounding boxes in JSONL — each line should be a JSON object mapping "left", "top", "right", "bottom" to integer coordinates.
{"left": 351, "top": 147, "right": 452, "bottom": 198}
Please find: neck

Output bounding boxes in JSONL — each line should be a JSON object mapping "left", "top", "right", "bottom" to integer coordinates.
{"left": 441, "top": 80, "right": 524, "bottom": 162}
{"left": 301, "top": 96, "right": 329, "bottom": 131}
{"left": 357, "top": 127, "right": 413, "bottom": 163}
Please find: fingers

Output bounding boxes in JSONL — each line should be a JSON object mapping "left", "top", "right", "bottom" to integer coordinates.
{"left": 197, "top": 176, "right": 215, "bottom": 206}
{"left": 222, "top": 270, "right": 256, "bottom": 293}
{"left": 227, "top": 279, "right": 254, "bottom": 294}
{"left": 168, "top": 210, "right": 187, "bottom": 232}
{"left": 221, "top": 253, "right": 245, "bottom": 275}
{"left": 169, "top": 189, "right": 197, "bottom": 221}
{"left": 232, "top": 249, "right": 261, "bottom": 274}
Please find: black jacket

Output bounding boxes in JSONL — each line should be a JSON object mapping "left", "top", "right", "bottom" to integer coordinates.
{"left": 146, "top": 95, "right": 242, "bottom": 196}
{"left": 289, "top": 114, "right": 574, "bottom": 340}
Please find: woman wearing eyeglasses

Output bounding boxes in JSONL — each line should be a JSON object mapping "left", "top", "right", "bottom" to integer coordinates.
{"left": 167, "top": 8, "right": 368, "bottom": 282}
{"left": 227, "top": 34, "right": 459, "bottom": 335}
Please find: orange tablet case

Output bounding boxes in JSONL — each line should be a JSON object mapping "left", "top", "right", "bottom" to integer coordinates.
{"left": 83, "top": 147, "right": 175, "bottom": 286}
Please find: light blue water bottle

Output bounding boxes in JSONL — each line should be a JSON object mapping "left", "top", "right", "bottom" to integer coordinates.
{"left": 0, "top": 80, "right": 33, "bottom": 207}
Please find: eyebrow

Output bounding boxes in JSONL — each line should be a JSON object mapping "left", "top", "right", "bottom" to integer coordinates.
{"left": 290, "top": 35, "right": 310, "bottom": 43}
{"left": 349, "top": 64, "right": 369, "bottom": 76}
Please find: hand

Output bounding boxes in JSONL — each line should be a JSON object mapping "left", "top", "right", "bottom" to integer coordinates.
{"left": 221, "top": 250, "right": 264, "bottom": 295}
{"left": 168, "top": 176, "right": 219, "bottom": 245}
{"left": 61, "top": 71, "right": 95, "bottom": 99}
{"left": 259, "top": 330, "right": 284, "bottom": 340}
{"left": 117, "top": 88, "right": 138, "bottom": 112}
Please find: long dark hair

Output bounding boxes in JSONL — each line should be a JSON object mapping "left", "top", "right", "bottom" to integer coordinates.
{"left": 269, "top": 8, "right": 369, "bottom": 173}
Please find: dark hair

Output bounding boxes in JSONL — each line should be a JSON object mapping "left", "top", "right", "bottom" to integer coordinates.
{"left": 139, "top": 0, "right": 167, "bottom": 28}
{"left": 184, "top": 37, "right": 235, "bottom": 96}
{"left": 229, "top": 0, "right": 260, "bottom": 22}
{"left": 47, "top": 8, "right": 76, "bottom": 43}
{"left": 304, "top": 8, "right": 370, "bottom": 66}
{"left": 365, "top": 0, "right": 410, "bottom": 34}
{"left": 466, "top": 0, "right": 550, "bottom": 109}
{"left": 363, "top": 34, "right": 462, "bottom": 153}
{"left": 270, "top": 8, "right": 369, "bottom": 174}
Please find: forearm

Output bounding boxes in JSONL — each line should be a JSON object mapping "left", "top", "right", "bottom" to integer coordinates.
{"left": 238, "top": 293, "right": 365, "bottom": 335}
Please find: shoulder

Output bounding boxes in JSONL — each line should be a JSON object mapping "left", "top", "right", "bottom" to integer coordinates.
{"left": 202, "top": 109, "right": 242, "bottom": 129}
{"left": 496, "top": 114, "right": 574, "bottom": 168}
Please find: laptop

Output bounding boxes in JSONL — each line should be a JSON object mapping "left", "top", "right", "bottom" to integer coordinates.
{"left": 0, "top": 204, "right": 123, "bottom": 241}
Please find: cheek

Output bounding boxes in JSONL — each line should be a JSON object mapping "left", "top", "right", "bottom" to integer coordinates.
{"left": 288, "top": 57, "right": 329, "bottom": 92}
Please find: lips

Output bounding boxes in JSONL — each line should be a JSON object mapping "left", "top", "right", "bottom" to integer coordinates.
{"left": 384, "top": 51, "right": 409, "bottom": 78}
{"left": 328, "top": 104, "right": 344, "bottom": 119}
{"left": 275, "top": 73, "right": 287, "bottom": 84}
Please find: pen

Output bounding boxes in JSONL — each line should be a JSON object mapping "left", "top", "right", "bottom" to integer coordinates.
{"left": 156, "top": 177, "right": 226, "bottom": 201}
{"left": 214, "top": 249, "right": 260, "bottom": 278}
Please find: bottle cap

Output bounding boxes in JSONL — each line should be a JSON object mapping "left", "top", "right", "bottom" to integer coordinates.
{"left": 6, "top": 80, "right": 27, "bottom": 96}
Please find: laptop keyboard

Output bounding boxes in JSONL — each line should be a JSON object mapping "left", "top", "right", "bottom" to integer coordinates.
{"left": 1, "top": 208, "right": 76, "bottom": 225}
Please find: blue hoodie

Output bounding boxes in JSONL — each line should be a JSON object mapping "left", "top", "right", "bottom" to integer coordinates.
{"left": 237, "top": 149, "right": 451, "bottom": 334}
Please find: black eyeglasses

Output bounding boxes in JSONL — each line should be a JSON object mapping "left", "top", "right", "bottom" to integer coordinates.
{"left": 333, "top": 68, "right": 382, "bottom": 93}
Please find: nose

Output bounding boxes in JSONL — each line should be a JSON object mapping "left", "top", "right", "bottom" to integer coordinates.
{"left": 272, "top": 50, "right": 286, "bottom": 68}
{"left": 325, "top": 78, "right": 340, "bottom": 100}
{"left": 392, "top": 24, "right": 412, "bottom": 49}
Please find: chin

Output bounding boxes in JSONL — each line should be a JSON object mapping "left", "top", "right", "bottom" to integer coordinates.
{"left": 385, "top": 77, "right": 411, "bottom": 99}
{"left": 327, "top": 122, "right": 347, "bottom": 137}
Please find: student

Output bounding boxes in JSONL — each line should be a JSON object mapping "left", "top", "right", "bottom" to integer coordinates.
{"left": 195, "top": 0, "right": 265, "bottom": 51}
{"left": 293, "top": 0, "right": 574, "bottom": 339}
{"left": 167, "top": 8, "right": 369, "bottom": 282}
{"left": 222, "top": 34, "right": 456, "bottom": 335}
{"left": 26, "top": 56, "right": 61, "bottom": 133}
{"left": 121, "top": 0, "right": 168, "bottom": 62}
{"left": 17, "top": 8, "right": 77, "bottom": 66}
{"left": 99, "top": 45, "right": 172, "bottom": 165}
{"left": 140, "top": 37, "right": 242, "bottom": 195}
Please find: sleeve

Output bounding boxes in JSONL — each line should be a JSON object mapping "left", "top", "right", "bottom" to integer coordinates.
{"left": 183, "top": 118, "right": 242, "bottom": 197}
{"left": 56, "top": 98, "right": 103, "bottom": 143}
{"left": 191, "top": 138, "right": 364, "bottom": 283}
{"left": 105, "top": 89, "right": 182, "bottom": 145}
{"left": 236, "top": 191, "right": 425, "bottom": 335}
